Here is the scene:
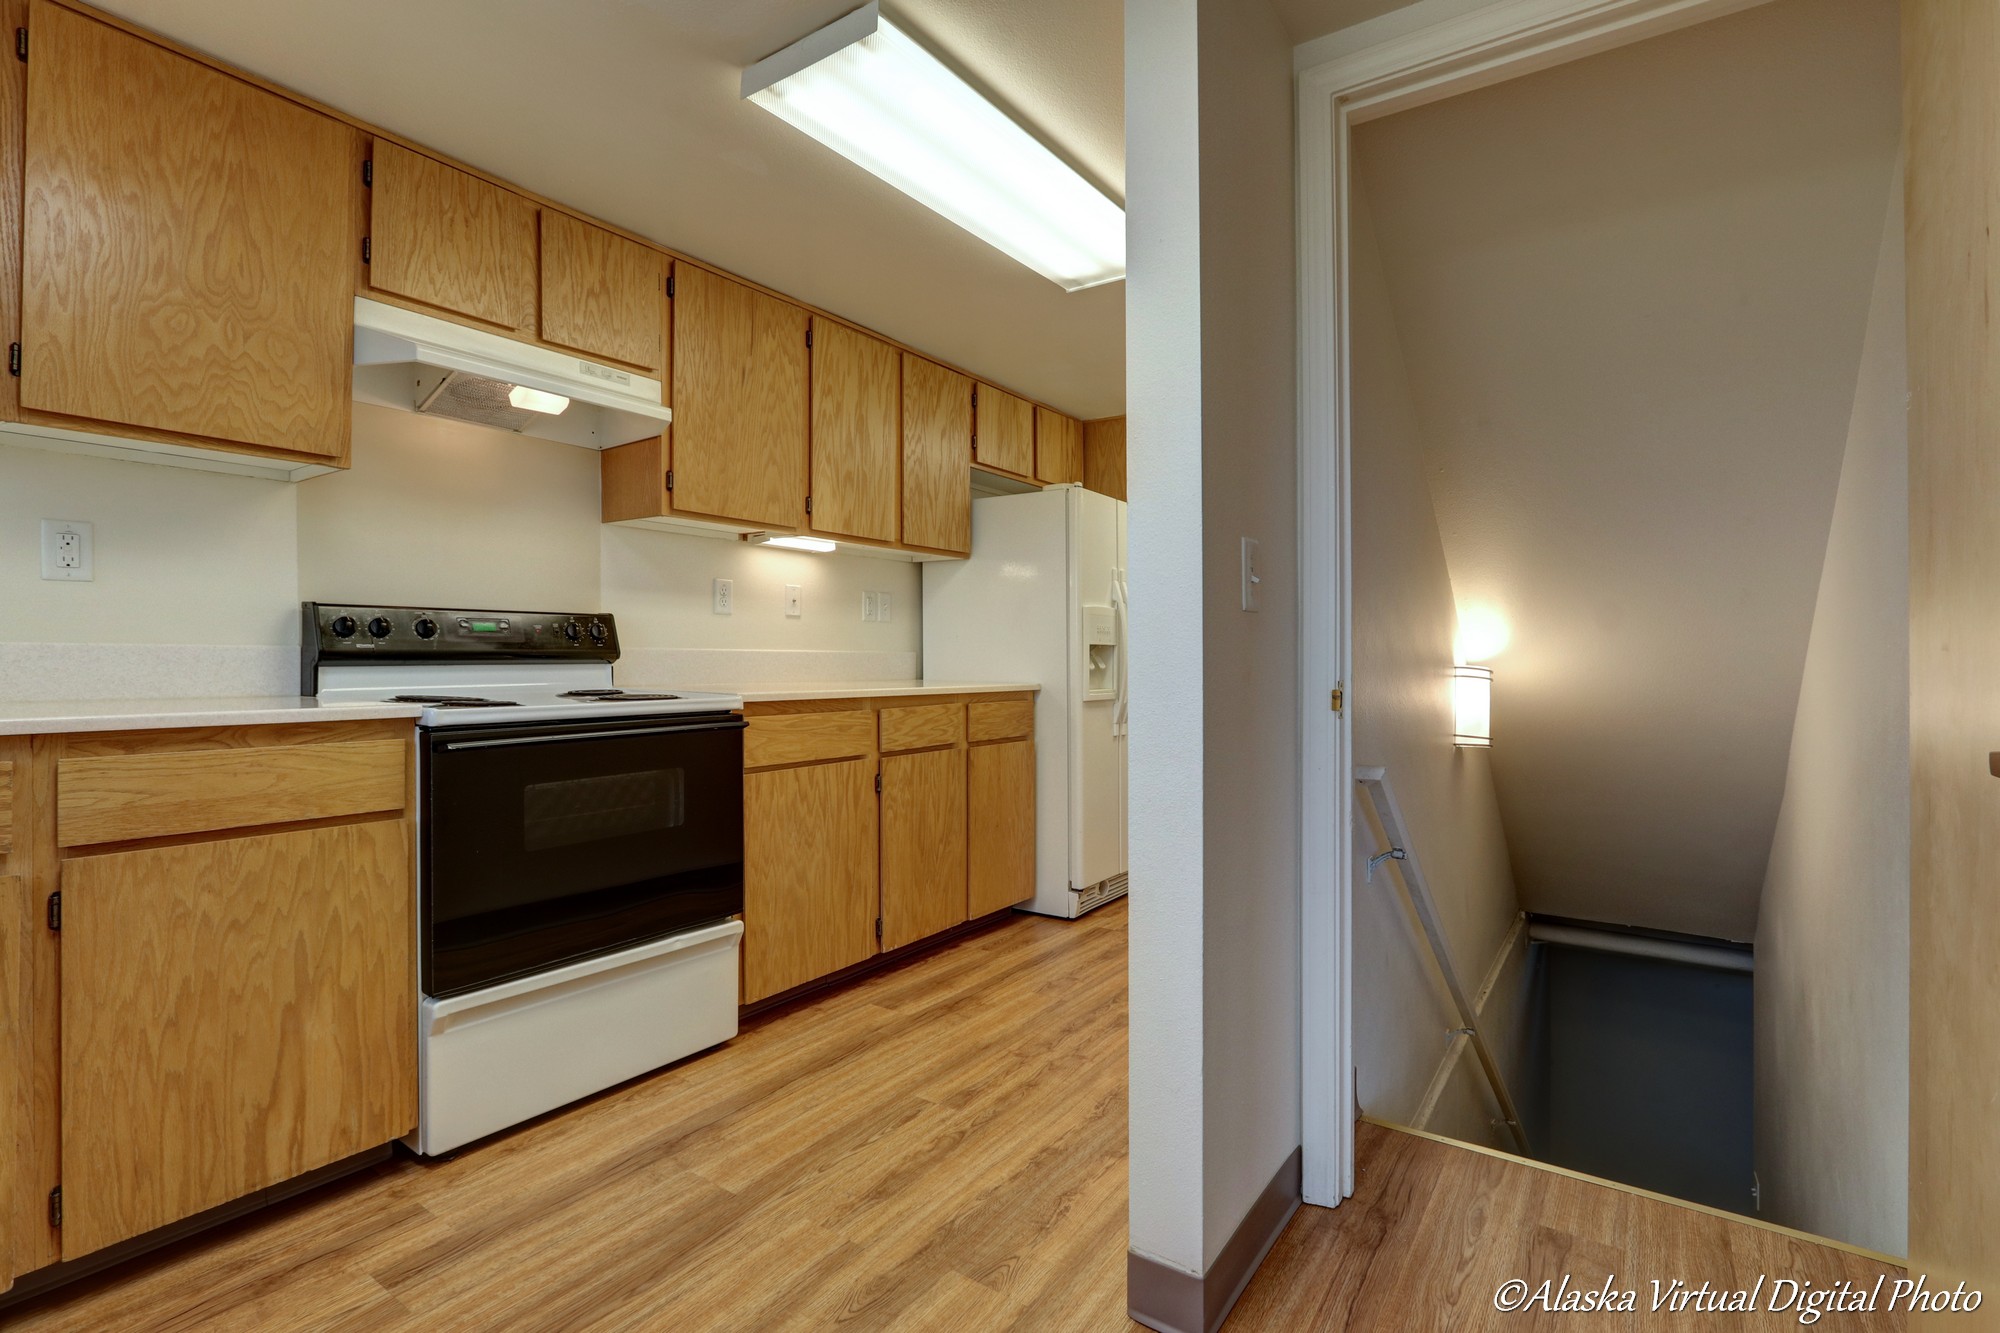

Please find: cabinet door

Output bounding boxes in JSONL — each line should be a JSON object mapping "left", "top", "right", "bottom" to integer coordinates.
{"left": 1083, "top": 416, "right": 1127, "bottom": 501}
{"left": 1035, "top": 406, "right": 1083, "bottom": 485}
{"left": 810, "top": 321, "right": 900, "bottom": 543}
{"left": 902, "top": 355, "right": 973, "bottom": 554}
{"left": 541, "top": 211, "right": 664, "bottom": 372}
{"left": 369, "top": 140, "right": 536, "bottom": 332}
{"left": 974, "top": 384, "right": 1034, "bottom": 477}
{"left": 19, "top": 1, "right": 357, "bottom": 459}
{"left": 58, "top": 820, "right": 415, "bottom": 1259}
{"left": 880, "top": 747, "right": 968, "bottom": 951}
{"left": 673, "top": 266, "right": 809, "bottom": 528}
{"left": 743, "top": 759, "right": 878, "bottom": 1003}
{"left": 968, "top": 740, "right": 1035, "bottom": 917}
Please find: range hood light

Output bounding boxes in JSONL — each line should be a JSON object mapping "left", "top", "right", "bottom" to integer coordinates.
{"left": 507, "top": 385, "right": 572, "bottom": 415}
{"left": 747, "top": 533, "right": 838, "bottom": 554}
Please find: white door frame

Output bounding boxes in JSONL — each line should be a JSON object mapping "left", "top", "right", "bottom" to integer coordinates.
{"left": 1293, "top": 0, "right": 1779, "bottom": 1209}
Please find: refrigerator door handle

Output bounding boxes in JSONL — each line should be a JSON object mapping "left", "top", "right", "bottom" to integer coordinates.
{"left": 1113, "top": 573, "right": 1130, "bottom": 735}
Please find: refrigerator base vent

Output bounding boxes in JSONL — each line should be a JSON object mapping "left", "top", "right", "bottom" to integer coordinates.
{"left": 1074, "top": 873, "right": 1129, "bottom": 914}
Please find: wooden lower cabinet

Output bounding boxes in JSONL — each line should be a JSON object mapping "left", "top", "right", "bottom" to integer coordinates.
{"left": 739, "top": 693, "right": 1036, "bottom": 1005}
{"left": 968, "top": 739, "right": 1036, "bottom": 917}
{"left": 742, "top": 758, "right": 880, "bottom": 1004}
{"left": 59, "top": 820, "right": 415, "bottom": 1258}
{"left": 880, "top": 748, "right": 968, "bottom": 951}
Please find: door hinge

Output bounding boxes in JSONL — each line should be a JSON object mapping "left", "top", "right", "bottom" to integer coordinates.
{"left": 875, "top": 916, "right": 883, "bottom": 940}
{"left": 666, "top": 274, "right": 674, "bottom": 299}
{"left": 1331, "top": 685, "right": 1344, "bottom": 715}
{"left": 47, "top": 1186, "right": 60, "bottom": 1229}
{"left": 362, "top": 158, "right": 373, "bottom": 187}
{"left": 45, "top": 891, "right": 59, "bottom": 932}
{"left": 361, "top": 236, "right": 371, "bottom": 265}
{"left": 8, "top": 343, "right": 19, "bottom": 377}
{"left": 15, "top": 28, "right": 26, "bottom": 61}
{"left": 664, "top": 469, "right": 674, "bottom": 493}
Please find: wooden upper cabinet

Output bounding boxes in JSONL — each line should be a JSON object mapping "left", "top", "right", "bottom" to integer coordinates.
{"left": 540, "top": 211, "right": 664, "bottom": 372}
{"left": 368, "top": 140, "right": 536, "bottom": 333}
{"left": 1035, "top": 406, "right": 1083, "bottom": 485}
{"left": 902, "top": 355, "right": 973, "bottom": 554}
{"left": 18, "top": 1, "right": 358, "bottom": 460}
{"left": 671, "top": 266, "right": 809, "bottom": 528}
{"left": 974, "top": 384, "right": 1034, "bottom": 478}
{"left": 810, "top": 320, "right": 900, "bottom": 544}
{"left": 1083, "top": 415, "right": 1127, "bottom": 501}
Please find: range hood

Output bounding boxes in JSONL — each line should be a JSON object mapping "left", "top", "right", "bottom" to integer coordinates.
{"left": 353, "top": 297, "right": 670, "bottom": 449}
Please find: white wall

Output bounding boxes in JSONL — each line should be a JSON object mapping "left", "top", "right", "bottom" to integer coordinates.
{"left": 1753, "top": 177, "right": 1908, "bottom": 1258}
{"left": 1348, "top": 182, "right": 1526, "bottom": 1144}
{"left": 1127, "top": 0, "right": 1300, "bottom": 1281}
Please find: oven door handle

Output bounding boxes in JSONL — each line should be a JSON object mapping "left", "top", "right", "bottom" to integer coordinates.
{"left": 435, "top": 717, "right": 748, "bottom": 751}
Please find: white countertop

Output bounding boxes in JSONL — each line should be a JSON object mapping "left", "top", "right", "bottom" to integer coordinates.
{"left": 636, "top": 680, "right": 1041, "bottom": 704}
{"left": 0, "top": 696, "right": 425, "bottom": 736}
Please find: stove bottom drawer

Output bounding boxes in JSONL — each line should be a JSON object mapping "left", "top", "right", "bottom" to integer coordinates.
{"left": 409, "top": 919, "right": 742, "bottom": 1156}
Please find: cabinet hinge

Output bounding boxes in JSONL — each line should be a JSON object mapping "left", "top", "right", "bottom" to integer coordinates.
{"left": 362, "top": 158, "right": 373, "bottom": 187}
{"left": 8, "top": 343, "right": 19, "bottom": 378}
{"left": 1331, "top": 685, "right": 1344, "bottom": 715}
{"left": 15, "top": 28, "right": 26, "bottom": 61}
{"left": 970, "top": 432, "right": 978, "bottom": 459}
{"left": 48, "top": 1186, "right": 61, "bottom": 1228}
{"left": 666, "top": 274, "right": 674, "bottom": 299}
{"left": 664, "top": 469, "right": 674, "bottom": 493}
{"left": 361, "top": 236, "right": 371, "bottom": 265}
{"left": 805, "top": 326, "right": 813, "bottom": 350}
{"left": 971, "top": 386, "right": 978, "bottom": 407}
{"left": 874, "top": 772, "right": 882, "bottom": 796}
{"left": 805, "top": 495, "right": 813, "bottom": 516}
{"left": 875, "top": 916, "right": 883, "bottom": 940}
{"left": 45, "top": 891, "right": 59, "bottom": 932}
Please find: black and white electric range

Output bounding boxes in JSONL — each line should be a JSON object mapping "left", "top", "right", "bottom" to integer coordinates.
{"left": 303, "top": 602, "right": 748, "bottom": 1155}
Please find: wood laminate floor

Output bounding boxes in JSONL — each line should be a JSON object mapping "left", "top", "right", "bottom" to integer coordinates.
{"left": 10, "top": 898, "right": 1899, "bottom": 1332}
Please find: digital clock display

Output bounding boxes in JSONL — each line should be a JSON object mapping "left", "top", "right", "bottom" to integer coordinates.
{"left": 467, "top": 620, "right": 502, "bottom": 633}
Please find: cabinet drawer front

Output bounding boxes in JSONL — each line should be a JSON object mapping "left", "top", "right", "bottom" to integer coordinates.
{"left": 742, "top": 711, "right": 874, "bottom": 769}
{"left": 879, "top": 703, "right": 964, "bottom": 754}
{"left": 57, "top": 739, "right": 406, "bottom": 847}
{"left": 967, "top": 699, "right": 1034, "bottom": 744}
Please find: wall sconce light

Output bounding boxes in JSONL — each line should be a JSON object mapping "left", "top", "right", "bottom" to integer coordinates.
{"left": 1453, "top": 665, "right": 1492, "bottom": 748}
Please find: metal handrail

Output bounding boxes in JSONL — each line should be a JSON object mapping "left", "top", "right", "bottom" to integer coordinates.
{"left": 1356, "top": 765, "right": 1531, "bottom": 1154}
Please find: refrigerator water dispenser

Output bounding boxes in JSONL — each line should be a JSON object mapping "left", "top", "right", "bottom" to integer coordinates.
{"left": 1084, "top": 604, "right": 1118, "bottom": 698}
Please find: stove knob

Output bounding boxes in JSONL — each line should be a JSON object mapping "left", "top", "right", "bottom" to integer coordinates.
{"left": 413, "top": 616, "right": 439, "bottom": 640}
{"left": 587, "top": 619, "right": 609, "bottom": 643}
{"left": 329, "top": 615, "right": 358, "bottom": 639}
{"left": 561, "top": 620, "right": 583, "bottom": 644}
{"left": 366, "top": 616, "right": 394, "bottom": 639}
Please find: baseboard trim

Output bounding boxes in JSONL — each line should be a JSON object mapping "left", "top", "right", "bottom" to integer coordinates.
{"left": 1128, "top": 1146, "right": 1302, "bottom": 1333}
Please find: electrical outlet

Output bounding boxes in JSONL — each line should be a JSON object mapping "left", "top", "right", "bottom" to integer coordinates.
{"left": 41, "top": 519, "right": 93, "bottom": 582}
{"left": 876, "top": 591, "right": 892, "bottom": 622}
{"left": 785, "top": 584, "right": 802, "bottom": 618}
{"left": 862, "top": 590, "right": 879, "bottom": 622}
{"left": 712, "top": 578, "right": 733, "bottom": 615}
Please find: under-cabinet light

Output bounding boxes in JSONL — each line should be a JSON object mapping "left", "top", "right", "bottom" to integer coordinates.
{"left": 749, "top": 533, "right": 838, "bottom": 554}
{"left": 507, "top": 384, "right": 571, "bottom": 415}
{"left": 742, "top": 3, "right": 1124, "bottom": 292}
{"left": 1453, "top": 665, "right": 1492, "bottom": 748}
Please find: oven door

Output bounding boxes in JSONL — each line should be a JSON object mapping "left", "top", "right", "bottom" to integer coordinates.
{"left": 421, "top": 712, "right": 746, "bottom": 997}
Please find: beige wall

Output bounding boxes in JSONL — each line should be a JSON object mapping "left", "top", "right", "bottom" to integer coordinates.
{"left": 1350, "top": 181, "right": 1526, "bottom": 1141}
{"left": 1754, "top": 179, "right": 1908, "bottom": 1257}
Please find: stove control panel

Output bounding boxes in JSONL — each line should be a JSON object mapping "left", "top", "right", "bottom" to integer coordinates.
{"left": 302, "top": 603, "right": 621, "bottom": 680}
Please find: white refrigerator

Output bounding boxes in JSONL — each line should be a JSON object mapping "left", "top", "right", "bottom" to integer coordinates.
{"left": 923, "top": 485, "right": 1128, "bottom": 918}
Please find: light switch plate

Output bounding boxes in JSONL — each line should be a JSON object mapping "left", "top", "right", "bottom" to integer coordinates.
{"left": 712, "top": 578, "right": 733, "bottom": 615}
{"left": 1240, "top": 537, "right": 1260, "bottom": 612}
{"left": 785, "top": 584, "right": 802, "bottom": 618}
{"left": 41, "top": 519, "right": 93, "bottom": 581}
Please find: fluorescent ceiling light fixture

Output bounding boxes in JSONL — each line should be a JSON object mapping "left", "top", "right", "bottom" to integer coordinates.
{"left": 1453, "top": 665, "right": 1493, "bottom": 749}
{"left": 748, "top": 533, "right": 838, "bottom": 553}
{"left": 507, "top": 384, "right": 571, "bottom": 415}
{"left": 743, "top": 3, "right": 1124, "bottom": 292}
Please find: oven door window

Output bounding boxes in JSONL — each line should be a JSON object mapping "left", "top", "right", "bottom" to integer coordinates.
{"left": 423, "top": 716, "right": 745, "bottom": 997}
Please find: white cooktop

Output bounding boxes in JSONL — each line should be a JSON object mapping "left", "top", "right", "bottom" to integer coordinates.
{"left": 315, "top": 661, "right": 742, "bottom": 728}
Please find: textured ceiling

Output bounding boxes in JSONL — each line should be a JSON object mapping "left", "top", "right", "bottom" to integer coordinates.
{"left": 89, "top": 0, "right": 1126, "bottom": 417}
{"left": 1353, "top": 0, "right": 1902, "bottom": 939}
